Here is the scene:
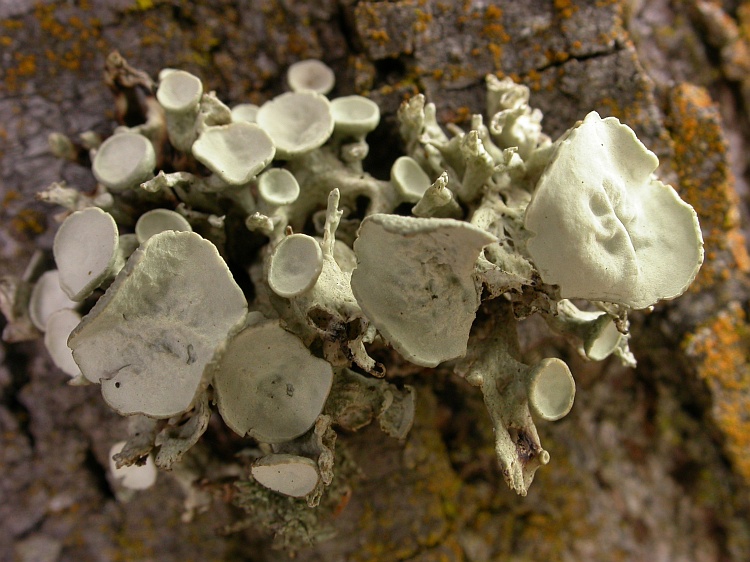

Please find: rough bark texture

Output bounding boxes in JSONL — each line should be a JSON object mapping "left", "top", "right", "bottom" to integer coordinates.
{"left": 1, "top": 1, "right": 750, "bottom": 560}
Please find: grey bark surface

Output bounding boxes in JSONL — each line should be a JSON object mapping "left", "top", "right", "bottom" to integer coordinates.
{"left": 1, "top": 1, "right": 749, "bottom": 561}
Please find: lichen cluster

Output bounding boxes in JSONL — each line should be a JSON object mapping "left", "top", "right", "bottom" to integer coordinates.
{"left": 0, "top": 52, "right": 703, "bottom": 548}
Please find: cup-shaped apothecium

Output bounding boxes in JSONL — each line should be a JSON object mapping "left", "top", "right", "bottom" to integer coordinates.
{"left": 584, "top": 317, "right": 622, "bottom": 361}
{"left": 527, "top": 358, "right": 576, "bottom": 421}
{"left": 256, "top": 91, "right": 334, "bottom": 159}
{"left": 390, "top": 156, "right": 432, "bottom": 203}
{"left": 192, "top": 121, "right": 276, "bottom": 186}
{"left": 135, "top": 208, "right": 193, "bottom": 244}
{"left": 53, "top": 207, "right": 120, "bottom": 302}
{"left": 44, "top": 308, "right": 82, "bottom": 377}
{"left": 231, "top": 103, "right": 259, "bottom": 124}
{"left": 156, "top": 69, "right": 204, "bottom": 152}
{"left": 547, "top": 300, "right": 624, "bottom": 362}
{"left": 267, "top": 233, "right": 324, "bottom": 298}
{"left": 211, "top": 318, "right": 334, "bottom": 443}
{"left": 330, "top": 95, "right": 380, "bottom": 138}
{"left": 157, "top": 69, "right": 203, "bottom": 112}
{"left": 92, "top": 132, "right": 155, "bottom": 192}
{"left": 251, "top": 454, "right": 320, "bottom": 498}
{"left": 28, "top": 269, "right": 79, "bottom": 331}
{"left": 257, "top": 168, "right": 300, "bottom": 208}
{"left": 286, "top": 59, "right": 335, "bottom": 95}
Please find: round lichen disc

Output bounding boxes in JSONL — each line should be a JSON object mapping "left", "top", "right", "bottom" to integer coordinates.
{"left": 212, "top": 320, "right": 333, "bottom": 443}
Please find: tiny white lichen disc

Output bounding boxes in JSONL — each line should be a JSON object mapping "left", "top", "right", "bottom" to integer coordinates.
{"left": 92, "top": 132, "right": 155, "bottom": 191}
{"left": 231, "top": 103, "right": 259, "bottom": 124}
{"left": 330, "top": 95, "right": 380, "bottom": 137}
{"left": 29, "top": 269, "right": 79, "bottom": 331}
{"left": 286, "top": 59, "right": 335, "bottom": 95}
{"left": 267, "top": 234, "right": 323, "bottom": 298}
{"left": 390, "top": 156, "right": 431, "bottom": 202}
{"left": 527, "top": 358, "right": 575, "bottom": 421}
{"left": 251, "top": 454, "right": 320, "bottom": 498}
{"left": 44, "top": 308, "right": 82, "bottom": 377}
{"left": 156, "top": 70, "right": 203, "bottom": 112}
{"left": 53, "top": 207, "right": 119, "bottom": 302}
{"left": 135, "top": 208, "right": 193, "bottom": 244}
{"left": 585, "top": 318, "right": 622, "bottom": 361}
{"left": 256, "top": 91, "right": 334, "bottom": 159}
{"left": 257, "top": 168, "right": 300, "bottom": 207}
{"left": 192, "top": 122, "right": 275, "bottom": 185}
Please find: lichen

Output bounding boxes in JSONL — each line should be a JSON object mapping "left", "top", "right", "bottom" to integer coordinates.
{"left": 5, "top": 51, "right": 704, "bottom": 549}
{"left": 685, "top": 304, "right": 750, "bottom": 481}
{"left": 666, "top": 82, "right": 750, "bottom": 289}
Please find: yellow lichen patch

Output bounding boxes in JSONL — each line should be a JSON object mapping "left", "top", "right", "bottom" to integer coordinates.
{"left": 553, "top": 0, "right": 579, "bottom": 20}
{"left": 684, "top": 304, "right": 750, "bottom": 481}
{"left": 544, "top": 48, "right": 570, "bottom": 64}
{"left": 413, "top": 9, "right": 433, "bottom": 34}
{"left": 0, "top": 3, "right": 106, "bottom": 94}
{"left": 2, "top": 190, "right": 21, "bottom": 208}
{"left": 353, "top": 1, "right": 418, "bottom": 59}
{"left": 488, "top": 42, "right": 503, "bottom": 69}
{"left": 739, "top": 2, "right": 750, "bottom": 45}
{"left": 666, "top": 83, "right": 750, "bottom": 289}
{"left": 439, "top": 105, "right": 472, "bottom": 126}
{"left": 523, "top": 68, "right": 543, "bottom": 92}
{"left": 484, "top": 5, "right": 503, "bottom": 20}
{"left": 367, "top": 29, "right": 390, "bottom": 45}
{"left": 10, "top": 208, "right": 46, "bottom": 238}
{"left": 482, "top": 23, "right": 510, "bottom": 43}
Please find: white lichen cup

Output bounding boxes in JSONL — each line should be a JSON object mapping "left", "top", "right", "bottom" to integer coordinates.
{"left": 53, "top": 207, "right": 120, "bottom": 301}
{"left": 135, "top": 208, "right": 193, "bottom": 244}
{"left": 211, "top": 318, "right": 334, "bottom": 443}
{"left": 524, "top": 112, "right": 703, "bottom": 309}
{"left": 257, "top": 168, "right": 300, "bottom": 208}
{"left": 267, "top": 233, "right": 324, "bottom": 298}
{"left": 390, "top": 156, "right": 431, "bottom": 203}
{"left": 330, "top": 95, "right": 380, "bottom": 138}
{"left": 108, "top": 441, "right": 157, "bottom": 491}
{"left": 28, "top": 269, "right": 79, "bottom": 331}
{"left": 192, "top": 122, "right": 276, "bottom": 186}
{"left": 256, "top": 91, "right": 334, "bottom": 159}
{"left": 92, "top": 132, "right": 156, "bottom": 192}
{"left": 286, "top": 59, "right": 335, "bottom": 95}
{"left": 68, "top": 231, "right": 248, "bottom": 419}
{"left": 231, "top": 103, "right": 259, "bottom": 124}
{"left": 156, "top": 69, "right": 204, "bottom": 152}
{"left": 251, "top": 454, "right": 320, "bottom": 498}
{"left": 44, "top": 308, "right": 82, "bottom": 377}
{"left": 526, "top": 358, "right": 576, "bottom": 421}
